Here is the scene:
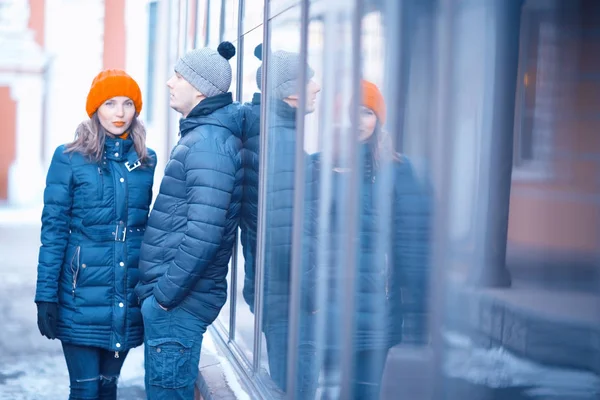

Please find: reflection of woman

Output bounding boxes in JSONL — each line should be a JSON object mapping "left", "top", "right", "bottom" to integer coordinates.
{"left": 35, "top": 69, "right": 156, "bottom": 399}
{"left": 310, "top": 80, "right": 430, "bottom": 399}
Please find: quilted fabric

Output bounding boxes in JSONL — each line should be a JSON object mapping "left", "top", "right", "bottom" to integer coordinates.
{"left": 305, "top": 146, "right": 432, "bottom": 351}
{"left": 239, "top": 93, "right": 261, "bottom": 312}
{"left": 259, "top": 99, "right": 318, "bottom": 327}
{"left": 35, "top": 137, "right": 156, "bottom": 352}
{"left": 136, "top": 93, "right": 243, "bottom": 325}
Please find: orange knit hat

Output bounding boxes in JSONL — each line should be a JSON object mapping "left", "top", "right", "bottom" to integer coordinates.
{"left": 85, "top": 69, "right": 143, "bottom": 118}
{"left": 361, "top": 80, "right": 386, "bottom": 125}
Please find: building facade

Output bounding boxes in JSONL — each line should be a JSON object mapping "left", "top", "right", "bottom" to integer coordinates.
{"left": 0, "top": 0, "right": 154, "bottom": 205}
{"left": 146, "top": 0, "right": 600, "bottom": 398}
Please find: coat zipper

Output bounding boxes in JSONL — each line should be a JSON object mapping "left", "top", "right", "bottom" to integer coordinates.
{"left": 70, "top": 246, "right": 81, "bottom": 298}
{"left": 97, "top": 166, "right": 104, "bottom": 199}
{"left": 119, "top": 163, "right": 129, "bottom": 303}
{"left": 117, "top": 162, "right": 129, "bottom": 358}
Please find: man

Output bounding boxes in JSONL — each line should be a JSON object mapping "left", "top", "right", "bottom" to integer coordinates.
{"left": 135, "top": 41, "right": 243, "bottom": 400}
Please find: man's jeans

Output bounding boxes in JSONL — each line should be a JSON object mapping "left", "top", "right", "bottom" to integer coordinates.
{"left": 264, "top": 317, "right": 319, "bottom": 399}
{"left": 61, "top": 342, "right": 128, "bottom": 400}
{"left": 141, "top": 295, "right": 208, "bottom": 400}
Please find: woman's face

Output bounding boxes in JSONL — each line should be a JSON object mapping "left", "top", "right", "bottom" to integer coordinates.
{"left": 97, "top": 96, "right": 136, "bottom": 136}
{"left": 358, "top": 106, "right": 377, "bottom": 142}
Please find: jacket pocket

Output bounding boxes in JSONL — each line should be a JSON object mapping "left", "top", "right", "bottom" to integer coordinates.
{"left": 70, "top": 246, "right": 82, "bottom": 299}
{"left": 96, "top": 167, "right": 104, "bottom": 200}
{"left": 146, "top": 337, "right": 194, "bottom": 389}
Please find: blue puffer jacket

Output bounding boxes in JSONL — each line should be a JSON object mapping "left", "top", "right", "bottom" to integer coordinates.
{"left": 306, "top": 145, "right": 431, "bottom": 351}
{"left": 35, "top": 136, "right": 156, "bottom": 352}
{"left": 261, "top": 99, "right": 319, "bottom": 326}
{"left": 136, "top": 93, "right": 243, "bottom": 324}
{"left": 240, "top": 93, "right": 261, "bottom": 312}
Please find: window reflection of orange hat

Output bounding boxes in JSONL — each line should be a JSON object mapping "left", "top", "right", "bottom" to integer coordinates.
{"left": 85, "top": 69, "right": 143, "bottom": 118}
{"left": 361, "top": 80, "right": 386, "bottom": 125}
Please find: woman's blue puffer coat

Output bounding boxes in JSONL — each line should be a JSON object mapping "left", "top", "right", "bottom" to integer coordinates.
{"left": 305, "top": 146, "right": 431, "bottom": 351}
{"left": 35, "top": 136, "right": 156, "bottom": 353}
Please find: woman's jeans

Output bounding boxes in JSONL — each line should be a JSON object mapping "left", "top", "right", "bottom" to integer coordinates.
{"left": 61, "top": 342, "right": 128, "bottom": 400}
{"left": 322, "top": 348, "right": 389, "bottom": 400}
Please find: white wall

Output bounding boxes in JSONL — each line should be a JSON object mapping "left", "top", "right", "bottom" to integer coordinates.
{"left": 43, "top": 0, "right": 105, "bottom": 165}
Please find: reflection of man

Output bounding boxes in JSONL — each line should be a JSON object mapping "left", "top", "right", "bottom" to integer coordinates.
{"left": 239, "top": 44, "right": 263, "bottom": 314}
{"left": 241, "top": 46, "right": 321, "bottom": 398}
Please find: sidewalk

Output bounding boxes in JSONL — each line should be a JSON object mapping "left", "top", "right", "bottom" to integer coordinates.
{"left": 0, "top": 210, "right": 242, "bottom": 400}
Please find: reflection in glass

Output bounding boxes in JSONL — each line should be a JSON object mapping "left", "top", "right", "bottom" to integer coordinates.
{"left": 235, "top": 26, "right": 265, "bottom": 364}
{"left": 258, "top": 4, "right": 324, "bottom": 397}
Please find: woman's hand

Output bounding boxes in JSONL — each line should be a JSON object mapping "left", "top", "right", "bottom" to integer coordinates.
{"left": 36, "top": 302, "right": 58, "bottom": 339}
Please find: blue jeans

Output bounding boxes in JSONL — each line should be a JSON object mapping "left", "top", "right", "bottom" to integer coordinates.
{"left": 322, "top": 348, "right": 388, "bottom": 400}
{"left": 61, "top": 342, "right": 128, "bottom": 400}
{"left": 264, "top": 317, "right": 319, "bottom": 399}
{"left": 141, "top": 295, "right": 208, "bottom": 400}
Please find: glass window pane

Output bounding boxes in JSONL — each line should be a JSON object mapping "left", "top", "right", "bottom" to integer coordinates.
{"left": 242, "top": 0, "right": 264, "bottom": 33}
{"left": 195, "top": 0, "right": 208, "bottom": 47}
{"left": 223, "top": 0, "right": 240, "bottom": 42}
{"left": 235, "top": 25, "right": 264, "bottom": 365}
{"left": 259, "top": 3, "right": 304, "bottom": 394}
{"left": 207, "top": 0, "right": 222, "bottom": 47}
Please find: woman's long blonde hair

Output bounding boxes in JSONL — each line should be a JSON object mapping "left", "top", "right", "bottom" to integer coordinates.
{"left": 368, "top": 121, "right": 402, "bottom": 171}
{"left": 65, "top": 113, "right": 151, "bottom": 164}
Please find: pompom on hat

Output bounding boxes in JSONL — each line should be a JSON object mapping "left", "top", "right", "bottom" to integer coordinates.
{"left": 85, "top": 69, "right": 143, "bottom": 118}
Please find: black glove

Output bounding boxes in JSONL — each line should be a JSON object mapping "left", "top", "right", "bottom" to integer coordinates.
{"left": 36, "top": 302, "right": 58, "bottom": 339}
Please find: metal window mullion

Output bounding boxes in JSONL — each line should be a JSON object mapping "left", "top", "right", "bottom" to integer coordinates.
{"left": 338, "top": 0, "right": 362, "bottom": 398}
{"left": 206, "top": 0, "right": 212, "bottom": 45}
{"left": 429, "top": 0, "right": 456, "bottom": 396}
{"left": 228, "top": 0, "right": 246, "bottom": 344}
{"left": 252, "top": 0, "right": 271, "bottom": 374}
{"left": 220, "top": 0, "right": 226, "bottom": 42}
{"left": 286, "top": 0, "right": 310, "bottom": 395}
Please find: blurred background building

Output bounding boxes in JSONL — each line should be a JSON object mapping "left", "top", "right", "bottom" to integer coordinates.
{"left": 0, "top": 0, "right": 153, "bottom": 207}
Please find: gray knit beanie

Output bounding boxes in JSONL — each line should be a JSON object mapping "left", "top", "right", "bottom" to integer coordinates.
{"left": 175, "top": 41, "right": 236, "bottom": 97}
{"left": 255, "top": 47, "right": 315, "bottom": 99}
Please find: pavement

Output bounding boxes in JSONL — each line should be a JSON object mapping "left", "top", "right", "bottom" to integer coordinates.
{"left": 0, "top": 212, "right": 145, "bottom": 400}
{"left": 0, "top": 207, "right": 243, "bottom": 400}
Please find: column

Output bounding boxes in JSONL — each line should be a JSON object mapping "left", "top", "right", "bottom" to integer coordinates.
{"left": 8, "top": 75, "right": 46, "bottom": 206}
{"left": 0, "top": 0, "right": 47, "bottom": 206}
{"left": 469, "top": 0, "right": 523, "bottom": 287}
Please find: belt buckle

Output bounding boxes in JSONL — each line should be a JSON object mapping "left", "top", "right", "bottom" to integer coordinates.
{"left": 114, "top": 222, "right": 127, "bottom": 242}
{"left": 124, "top": 160, "right": 141, "bottom": 172}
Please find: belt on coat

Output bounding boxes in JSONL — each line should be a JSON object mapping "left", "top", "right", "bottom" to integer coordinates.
{"left": 71, "top": 221, "right": 146, "bottom": 242}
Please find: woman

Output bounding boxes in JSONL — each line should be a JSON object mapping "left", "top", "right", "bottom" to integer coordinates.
{"left": 35, "top": 69, "right": 156, "bottom": 400}
{"left": 309, "top": 80, "right": 430, "bottom": 399}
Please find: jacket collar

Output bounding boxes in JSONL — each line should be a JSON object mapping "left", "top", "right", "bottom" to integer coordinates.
{"left": 270, "top": 99, "right": 297, "bottom": 127}
{"left": 180, "top": 93, "right": 233, "bottom": 137}
{"left": 252, "top": 92, "right": 261, "bottom": 106}
{"left": 104, "top": 135, "right": 133, "bottom": 162}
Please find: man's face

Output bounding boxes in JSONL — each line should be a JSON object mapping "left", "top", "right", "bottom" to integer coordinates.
{"left": 166, "top": 73, "right": 203, "bottom": 117}
{"left": 305, "top": 79, "right": 321, "bottom": 113}
{"left": 284, "top": 79, "right": 321, "bottom": 113}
